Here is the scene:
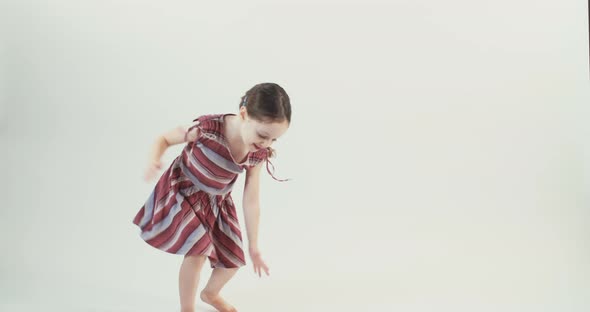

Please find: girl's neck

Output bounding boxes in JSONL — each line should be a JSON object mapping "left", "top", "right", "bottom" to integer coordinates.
{"left": 223, "top": 114, "right": 246, "bottom": 149}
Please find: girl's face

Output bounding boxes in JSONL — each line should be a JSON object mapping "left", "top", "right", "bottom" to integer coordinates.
{"left": 239, "top": 107, "right": 289, "bottom": 152}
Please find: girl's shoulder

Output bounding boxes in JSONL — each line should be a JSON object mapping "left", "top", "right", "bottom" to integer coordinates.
{"left": 246, "top": 148, "right": 270, "bottom": 167}
{"left": 193, "top": 113, "right": 224, "bottom": 123}
{"left": 192, "top": 113, "right": 228, "bottom": 132}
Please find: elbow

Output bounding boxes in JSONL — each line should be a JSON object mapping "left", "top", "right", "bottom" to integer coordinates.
{"left": 157, "top": 135, "right": 171, "bottom": 147}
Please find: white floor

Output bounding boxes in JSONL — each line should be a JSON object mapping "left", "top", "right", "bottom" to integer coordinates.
{"left": 2, "top": 270, "right": 589, "bottom": 312}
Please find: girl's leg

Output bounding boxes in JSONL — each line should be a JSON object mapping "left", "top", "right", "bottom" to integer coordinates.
{"left": 200, "top": 267, "right": 239, "bottom": 312}
{"left": 179, "top": 255, "right": 207, "bottom": 312}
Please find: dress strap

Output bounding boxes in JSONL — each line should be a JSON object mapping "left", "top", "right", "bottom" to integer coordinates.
{"left": 265, "top": 157, "right": 290, "bottom": 182}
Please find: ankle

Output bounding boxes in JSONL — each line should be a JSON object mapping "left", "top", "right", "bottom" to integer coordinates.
{"left": 180, "top": 307, "right": 195, "bottom": 312}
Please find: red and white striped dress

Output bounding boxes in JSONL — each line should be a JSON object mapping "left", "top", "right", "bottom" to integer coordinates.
{"left": 132, "top": 113, "right": 282, "bottom": 268}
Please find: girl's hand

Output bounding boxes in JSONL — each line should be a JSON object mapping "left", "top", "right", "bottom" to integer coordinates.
{"left": 249, "top": 247, "right": 270, "bottom": 277}
{"left": 144, "top": 160, "right": 163, "bottom": 182}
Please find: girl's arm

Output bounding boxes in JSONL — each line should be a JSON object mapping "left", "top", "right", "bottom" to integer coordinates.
{"left": 243, "top": 161, "right": 270, "bottom": 276}
{"left": 149, "top": 123, "right": 198, "bottom": 159}
{"left": 144, "top": 121, "right": 200, "bottom": 181}
{"left": 243, "top": 162, "right": 262, "bottom": 249}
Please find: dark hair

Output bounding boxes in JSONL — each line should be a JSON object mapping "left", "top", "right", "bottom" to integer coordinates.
{"left": 239, "top": 83, "right": 291, "bottom": 158}
{"left": 239, "top": 83, "right": 291, "bottom": 124}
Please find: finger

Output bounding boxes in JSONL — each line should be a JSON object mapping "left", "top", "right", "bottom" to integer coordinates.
{"left": 263, "top": 264, "right": 270, "bottom": 276}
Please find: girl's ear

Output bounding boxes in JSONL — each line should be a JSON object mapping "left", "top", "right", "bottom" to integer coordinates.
{"left": 239, "top": 106, "right": 248, "bottom": 120}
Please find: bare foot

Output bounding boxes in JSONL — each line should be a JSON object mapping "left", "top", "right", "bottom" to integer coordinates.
{"left": 200, "top": 291, "right": 237, "bottom": 312}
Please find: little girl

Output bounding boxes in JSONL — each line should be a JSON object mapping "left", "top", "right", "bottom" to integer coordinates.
{"left": 132, "top": 82, "right": 291, "bottom": 312}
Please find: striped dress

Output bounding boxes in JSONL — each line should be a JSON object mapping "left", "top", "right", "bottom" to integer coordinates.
{"left": 132, "top": 113, "right": 283, "bottom": 268}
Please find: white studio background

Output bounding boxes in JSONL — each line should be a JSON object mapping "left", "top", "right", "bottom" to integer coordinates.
{"left": 1, "top": 1, "right": 589, "bottom": 311}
